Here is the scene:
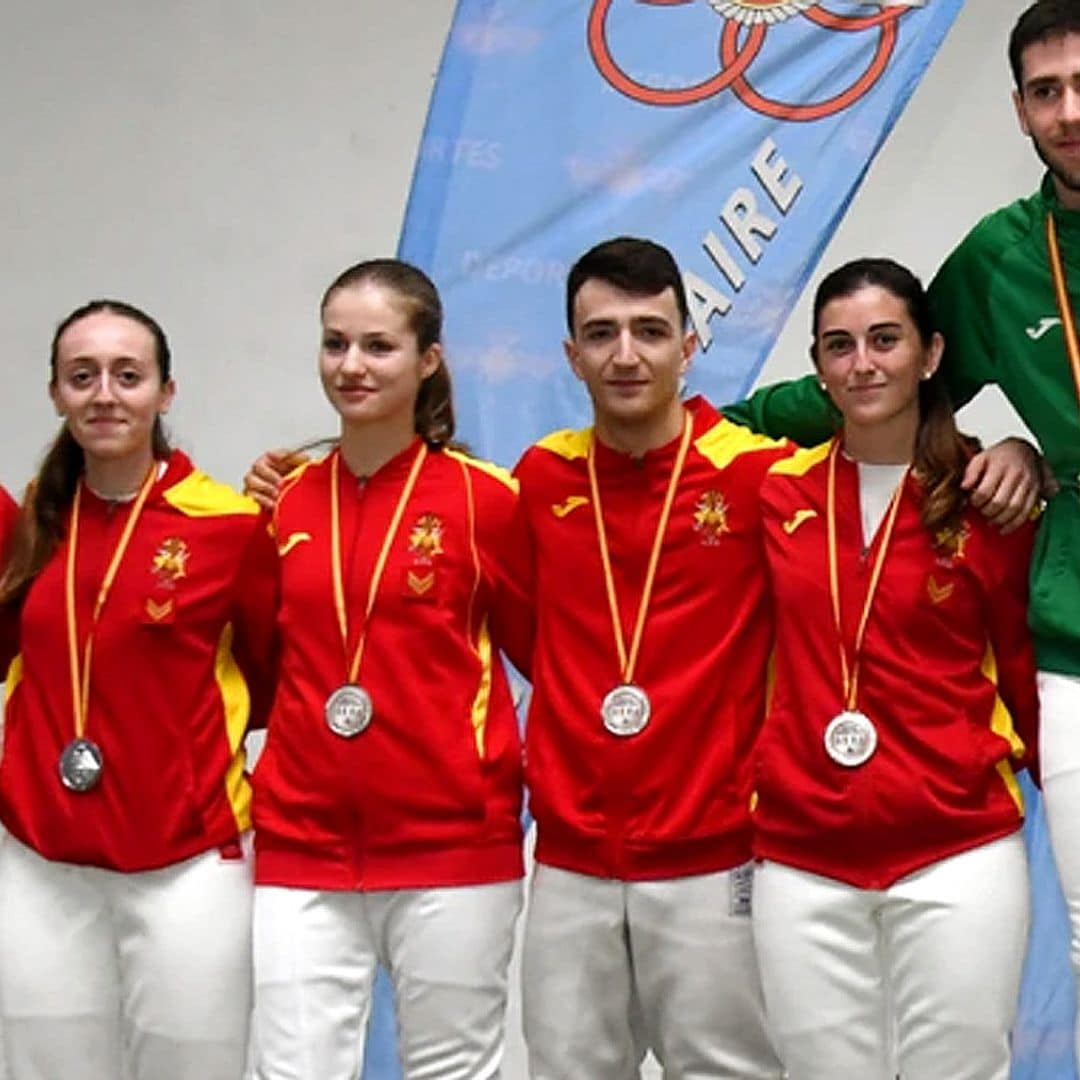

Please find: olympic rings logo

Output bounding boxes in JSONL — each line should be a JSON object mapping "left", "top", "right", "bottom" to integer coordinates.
{"left": 588, "top": 0, "right": 914, "bottom": 121}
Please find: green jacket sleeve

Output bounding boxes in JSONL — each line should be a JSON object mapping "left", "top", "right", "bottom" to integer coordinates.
{"left": 721, "top": 374, "right": 840, "bottom": 446}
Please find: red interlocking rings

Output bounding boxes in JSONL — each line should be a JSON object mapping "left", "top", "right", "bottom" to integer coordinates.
{"left": 588, "top": 0, "right": 910, "bottom": 121}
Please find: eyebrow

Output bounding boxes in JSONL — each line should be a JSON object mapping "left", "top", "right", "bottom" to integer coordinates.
{"left": 580, "top": 315, "right": 672, "bottom": 330}
{"left": 819, "top": 321, "right": 902, "bottom": 338}
{"left": 60, "top": 353, "right": 147, "bottom": 366}
{"left": 1024, "top": 75, "right": 1065, "bottom": 93}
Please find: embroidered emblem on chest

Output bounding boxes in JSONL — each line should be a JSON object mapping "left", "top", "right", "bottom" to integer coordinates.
{"left": 1025, "top": 316, "right": 1062, "bottom": 341}
{"left": 693, "top": 490, "right": 731, "bottom": 545}
{"left": 144, "top": 596, "right": 176, "bottom": 622}
{"left": 552, "top": 495, "right": 589, "bottom": 518}
{"left": 151, "top": 537, "right": 189, "bottom": 587}
{"left": 926, "top": 575, "right": 954, "bottom": 605}
{"left": 782, "top": 508, "right": 817, "bottom": 535}
{"left": 933, "top": 521, "right": 970, "bottom": 567}
{"left": 277, "top": 531, "right": 311, "bottom": 557}
{"left": 406, "top": 569, "right": 436, "bottom": 597}
{"left": 408, "top": 513, "right": 444, "bottom": 563}
{"left": 404, "top": 513, "right": 445, "bottom": 601}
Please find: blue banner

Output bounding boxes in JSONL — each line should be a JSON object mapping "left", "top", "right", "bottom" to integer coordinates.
{"left": 399, "top": 0, "right": 962, "bottom": 465}
{"left": 372, "top": 4, "right": 1079, "bottom": 1079}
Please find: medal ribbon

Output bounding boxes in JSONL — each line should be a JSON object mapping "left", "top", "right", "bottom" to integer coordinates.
{"left": 65, "top": 466, "right": 158, "bottom": 740}
{"left": 1045, "top": 214, "right": 1080, "bottom": 413}
{"left": 587, "top": 412, "right": 693, "bottom": 685}
{"left": 825, "top": 439, "right": 905, "bottom": 710}
{"left": 330, "top": 442, "right": 427, "bottom": 684}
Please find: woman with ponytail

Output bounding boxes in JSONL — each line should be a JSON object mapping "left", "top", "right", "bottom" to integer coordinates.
{"left": 750, "top": 259, "right": 1038, "bottom": 1080}
{"left": 0, "top": 301, "right": 277, "bottom": 1080}
{"left": 247, "top": 259, "right": 526, "bottom": 1079}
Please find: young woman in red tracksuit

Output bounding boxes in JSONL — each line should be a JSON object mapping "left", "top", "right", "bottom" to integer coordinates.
{"left": 249, "top": 259, "right": 525, "bottom": 1080}
{"left": 751, "top": 258, "right": 1038, "bottom": 1080}
{"left": 0, "top": 301, "right": 277, "bottom": 1080}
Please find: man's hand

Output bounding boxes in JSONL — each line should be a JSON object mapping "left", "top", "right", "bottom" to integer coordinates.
{"left": 243, "top": 449, "right": 309, "bottom": 512}
{"left": 961, "top": 437, "right": 1042, "bottom": 533}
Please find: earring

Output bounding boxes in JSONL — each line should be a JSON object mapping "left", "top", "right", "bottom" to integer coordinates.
{"left": 818, "top": 380, "right": 828, "bottom": 392}
{"left": 921, "top": 371, "right": 932, "bottom": 380}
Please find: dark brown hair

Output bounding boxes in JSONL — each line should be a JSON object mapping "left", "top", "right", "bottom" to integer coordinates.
{"left": 1010, "top": 0, "right": 1080, "bottom": 90}
{"left": 0, "top": 300, "right": 172, "bottom": 605}
{"left": 321, "top": 258, "right": 455, "bottom": 447}
{"left": 565, "top": 236, "right": 689, "bottom": 334}
{"left": 811, "top": 258, "right": 975, "bottom": 546}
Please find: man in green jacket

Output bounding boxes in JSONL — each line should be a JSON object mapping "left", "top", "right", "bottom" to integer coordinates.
{"left": 726, "top": 0, "right": 1080, "bottom": 1062}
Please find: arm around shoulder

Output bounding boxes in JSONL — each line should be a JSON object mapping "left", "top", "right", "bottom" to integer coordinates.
{"left": 722, "top": 375, "right": 839, "bottom": 447}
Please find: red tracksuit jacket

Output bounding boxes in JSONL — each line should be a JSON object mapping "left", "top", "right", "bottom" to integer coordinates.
{"left": 253, "top": 440, "right": 524, "bottom": 891}
{"left": 0, "top": 485, "right": 15, "bottom": 555}
{"left": 754, "top": 440, "right": 1039, "bottom": 888}
{"left": 511, "top": 397, "right": 791, "bottom": 880}
{"left": 0, "top": 485, "right": 17, "bottom": 668}
{"left": 0, "top": 452, "right": 277, "bottom": 871}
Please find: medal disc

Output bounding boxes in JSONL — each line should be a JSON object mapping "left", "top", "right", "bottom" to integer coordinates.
{"left": 824, "top": 710, "right": 877, "bottom": 767}
{"left": 59, "top": 737, "right": 104, "bottom": 792}
{"left": 601, "top": 684, "right": 651, "bottom": 737}
{"left": 325, "top": 684, "right": 374, "bottom": 738}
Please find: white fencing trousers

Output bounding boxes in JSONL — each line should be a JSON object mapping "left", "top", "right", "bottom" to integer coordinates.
{"left": 251, "top": 880, "right": 522, "bottom": 1080}
{"left": 521, "top": 864, "right": 782, "bottom": 1080}
{"left": 1037, "top": 669, "right": 1080, "bottom": 1066}
{"left": 752, "top": 835, "right": 1029, "bottom": 1080}
{"left": 0, "top": 832, "right": 254, "bottom": 1080}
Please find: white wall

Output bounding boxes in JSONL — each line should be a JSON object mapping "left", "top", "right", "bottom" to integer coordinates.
{"left": 2, "top": 1, "right": 1036, "bottom": 496}
{"left": 0, "top": 4, "right": 1042, "bottom": 1078}
{"left": 0, "top": 0, "right": 456, "bottom": 492}
{"left": 0, "top": 3, "right": 1040, "bottom": 498}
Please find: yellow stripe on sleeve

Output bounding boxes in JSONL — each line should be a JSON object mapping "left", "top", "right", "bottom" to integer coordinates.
{"left": 981, "top": 644, "right": 1025, "bottom": 816}
{"left": 470, "top": 618, "right": 494, "bottom": 758}
{"left": 213, "top": 622, "right": 253, "bottom": 831}
{"left": 3, "top": 653, "right": 22, "bottom": 696}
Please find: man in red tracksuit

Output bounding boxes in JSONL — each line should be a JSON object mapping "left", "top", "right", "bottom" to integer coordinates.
{"left": 511, "top": 237, "right": 788, "bottom": 1079}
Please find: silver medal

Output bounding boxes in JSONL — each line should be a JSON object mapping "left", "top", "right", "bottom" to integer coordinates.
{"left": 601, "top": 684, "right": 651, "bottom": 737}
{"left": 59, "top": 737, "right": 104, "bottom": 792}
{"left": 824, "top": 710, "right": 877, "bottom": 767}
{"left": 325, "top": 684, "right": 374, "bottom": 738}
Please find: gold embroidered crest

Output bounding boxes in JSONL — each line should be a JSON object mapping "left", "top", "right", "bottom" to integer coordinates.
{"left": 152, "top": 538, "right": 189, "bottom": 586}
{"left": 408, "top": 513, "right": 444, "bottom": 562}
{"left": 933, "top": 521, "right": 970, "bottom": 564}
{"left": 693, "top": 491, "right": 730, "bottom": 545}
